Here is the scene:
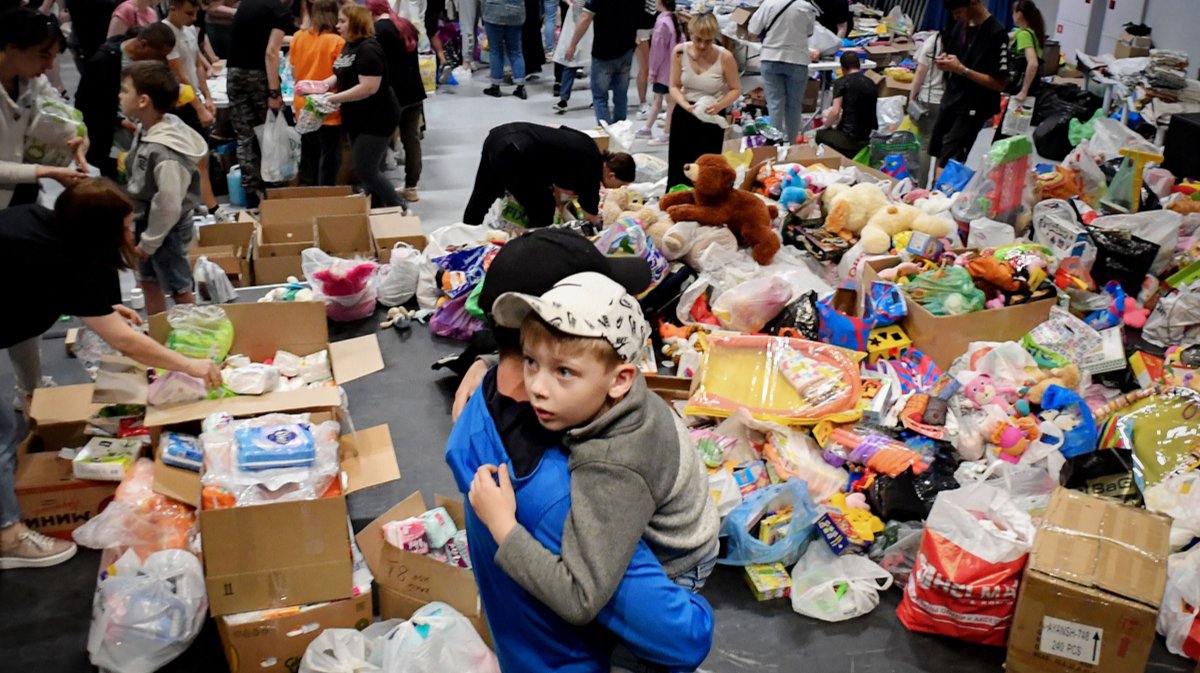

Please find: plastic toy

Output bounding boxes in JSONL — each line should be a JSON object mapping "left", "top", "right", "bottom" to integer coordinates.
{"left": 876, "top": 261, "right": 925, "bottom": 283}
{"left": 827, "top": 492, "right": 885, "bottom": 542}
{"left": 659, "top": 154, "right": 781, "bottom": 265}
{"left": 821, "top": 182, "right": 890, "bottom": 243}
{"left": 1085, "top": 280, "right": 1149, "bottom": 329}
{"left": 859, "top": 203, "right": 953, "bottom": 255}
{"left": 990, "top": 416, "right": 1040, "bottom": 464}
{"left": 1118, "top": 147, "right": 1165, "bottom": 213}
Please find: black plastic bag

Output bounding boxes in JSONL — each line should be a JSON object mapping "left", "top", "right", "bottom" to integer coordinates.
{"left": 764, "top": 291, "right": 820, "bottom": 340}
{"left": 1059, "top": 447, "right": 1141, "bottom": 505}
{"left": 1085, "top": 225, "right": 1160, "bottom": 295}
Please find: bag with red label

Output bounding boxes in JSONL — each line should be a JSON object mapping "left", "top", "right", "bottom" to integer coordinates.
{"left": 895, "top": 482, "right": 1036, "bottom": 646}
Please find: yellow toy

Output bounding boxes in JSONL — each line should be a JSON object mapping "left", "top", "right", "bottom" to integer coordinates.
{"left": 860, "top": 203, "right": 953, "bottom": 254}
{"left": 827, "top": 492, "right": 885, "bottom": 542}
{"left": 822, "top": 182, "right": 891, "bottom": 243}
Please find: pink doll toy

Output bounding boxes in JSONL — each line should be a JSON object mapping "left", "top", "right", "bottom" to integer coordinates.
{"left": 962, "top": 373, "right": 1018, "bottom": 415}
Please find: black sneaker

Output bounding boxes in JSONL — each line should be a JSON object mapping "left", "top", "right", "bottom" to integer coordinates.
{"left": 553, "top": 99, "right": 568, "bottom": 114}
{"left": 553, "top": 83, "right": 561, "bottom": 97}
{"left": 514, "top": 85, "right": 527, "bottom": 100}
{"left": 483, "top": 85, "right": 501, "bottom": 97}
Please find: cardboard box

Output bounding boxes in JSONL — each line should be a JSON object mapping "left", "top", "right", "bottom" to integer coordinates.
{"left": 266, "top": 186, "right": 353, "bottom": 200}
{"left": 864, "top": 38, "right": 915, "bottom": 67}
{"left": 881, "top": 75, "right": 913, "bottom": 98}
{"left": 255, "top": 195, "right": 370, "bottom": 284}
{"left": 860, "top": 257, "right": 1055, "bottom": 370}
{"left": 190, "top": 220, "right": 256, "bottom": 287}
{"left": 217, "top": 591, "right": 373, "bottom": 673}
{"left": 740, "top": 144, "right": 896, "bottom": 192}
{"left": 645, "top": 373, "right": 693, "bottom": 403}
{"left": 583, "top": 128, "right": 609, "bottom": 153}
{"left": 1114, "top": 40, "right": 1150, "bottom": 59}
{"left": 744, "top": 563, "right": 791, "bottom": 601}
{"left": 315, "top": 214, "right": 376, "bottom": 259}
{"left": 65, "top": 327, "right": 79, "bottom": 356}
{"left": 370, "top": 209, "right": 426, "bottom": 263}
{"left": 203, "top": 422, "right": 400, "bottom": 616}
{"left": 357, "top": 491, "right": 491, "bottom": 644}
{"left": 1119, "top": 30, "right": 1153, "bottom": 49}
{"left": 1006, "top": 489, "right": 1171, "bottom": 673}
{"left": 14, "top": 420, "right": 118, "bottom": 540}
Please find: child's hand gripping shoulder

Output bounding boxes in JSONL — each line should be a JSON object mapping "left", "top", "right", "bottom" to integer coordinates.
{"left": 469, "top": 464, "right": 518, "bottom": 543}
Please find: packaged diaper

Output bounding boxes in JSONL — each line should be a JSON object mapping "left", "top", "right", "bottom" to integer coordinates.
{"left": 439, "top": 530, "right": 472, "bottom": 569}
{"left": 382, "top": 517, "right": 429, "bottom": 554}
{"left": 273, "top": 350, "right": 303, "bottom": 377}
{"left": 420, "top": 507, "right": 458, "bottom": 548}
{"left": 160, "top": 432, "right": 203, "bottom": 472}
{"left": 222, "top": 364, "right": 281, "bottom": 395}
{"left": 299, "top": 350, "right": 333, "bottom": 384}
{"left": 73, "top": 437, "right": 144, "bottom": 481}
{"left": 234, "top": 423, "right": 316, "bottom": 470}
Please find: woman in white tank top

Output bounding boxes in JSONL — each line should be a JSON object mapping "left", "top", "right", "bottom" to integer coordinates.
{"left": 667, "top": 12, "right": 740, "bottom": 188}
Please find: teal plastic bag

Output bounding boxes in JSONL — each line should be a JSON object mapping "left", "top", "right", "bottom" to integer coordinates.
{"left": 905, "top": 267, "right": 985, "bottom": 316}
{"left": 718, "top": 479, "right": 818, "bottom": 566}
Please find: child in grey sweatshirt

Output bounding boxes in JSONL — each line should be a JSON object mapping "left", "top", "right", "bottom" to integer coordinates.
{"left": 469, "top": 271, "right": 720, "bottom": 626}
{"left": 120, "top": 61, "right": 206, "bottom": 315}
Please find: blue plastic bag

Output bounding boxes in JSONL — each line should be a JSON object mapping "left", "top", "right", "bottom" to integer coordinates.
{"left": 718, "top": 479, "right": 819, "bottom": 566}
{"left": 935, "top": 160, "right": 975, "bottom": 195}
{"left": 1040, "top": 385, "right": 1098, "bottom": 459}
{"left": 862, "top": 280, "right": 908, "bottom": 328}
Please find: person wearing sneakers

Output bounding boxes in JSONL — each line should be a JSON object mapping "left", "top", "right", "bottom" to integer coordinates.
{"left": 636, "top": 0, "right": 681, "bottom": 144}
{"left": 368, "top": 0, "right": 425, "bottom": 202}
{"left": 0, "top": 179, "right": 222, "bottom": 570}
{"left": 549, "top": 0, "right": 591, "bottom": 114}
{"left": 482, "top": 0, "right": 527, "bottom": 99}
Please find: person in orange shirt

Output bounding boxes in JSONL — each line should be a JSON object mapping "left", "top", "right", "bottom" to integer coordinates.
{"left": 289, "top": 0, "right": 344, "bottom": 186}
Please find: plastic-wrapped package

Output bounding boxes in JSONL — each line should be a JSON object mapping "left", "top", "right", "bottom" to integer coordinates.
{"left": 302, "top": 249, "right": 381, "bottom": 322}
{"left": 222, "top": 363, "right": 280, "bottom": 395}
{"left": 87, "top": 549, "right": 207, "bottom": 673}
{"left": 718, "top": 479, "right": 819, "bottom": 566}
{"left": 73, "top": 458, "right": 198, "bottom": 559}
{"left": 378, "top": 243, "right": 422, "bottom": 307}
{"left": 274, "top": 350, "right": 303, "bottom": 377}
{"left": 1157, "top": 545, "right": 1200, "bottom": 660}
{"left": 1112, "top": 387, "right": 1200, "bottom": 492}
{"left": 949, "top": 136, "right": 1033, "bottom": 227}
{"left": 147, "top": 369, "right": 209, "bottom": 406}
{"left": 1022, "top": 306, "right": 1103, "bottom": 368}
{"left": 685, "top": 335, "right": 862, "bottom": 426}
{"left": 235, "top": 423, "right": 316, "bottom": 470}
{"left": 160, "top": 432, "right": 202, "bottom": 471}
{"left": 165, "top": 305, "right": 234, "bottom": 361}
{"left": 710, "top": 275, "right": 792, "bottom": 333}
{"left": 300, "top": 350, "right": 333, "bottom": 384}
{"left": 904, "top": 267, "right": 985, "bottom": 316}
{"left": 1144, "top": 471, "right": 1200, "bottom": 552}
{"left": 73, "top": 437, "right": 144, "bottom": 481}
{"left": 201, "top": 412, "right": 341, "bottom": 507}
{"left": 25, "top": 92, "right": 86, "bottom": 167}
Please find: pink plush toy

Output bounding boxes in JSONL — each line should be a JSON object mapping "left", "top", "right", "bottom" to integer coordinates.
{"left": 963, "top": 373, "right": 1017, "bottom": 415}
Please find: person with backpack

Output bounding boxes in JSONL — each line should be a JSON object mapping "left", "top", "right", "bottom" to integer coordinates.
{"left": 748, "top": 0, "right": 815, "bottom": 143}
{"left": 1008, "top": 0, "right": 1044, "bottom": 107}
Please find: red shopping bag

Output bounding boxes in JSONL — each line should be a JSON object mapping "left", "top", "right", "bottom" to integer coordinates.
{"left": 896, "top": 483, "right": 1035, "bottom": 647}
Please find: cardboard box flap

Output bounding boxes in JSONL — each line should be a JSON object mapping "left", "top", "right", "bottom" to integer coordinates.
{"left": 197, "top": 220, "right": 255, "bottom": 249}
{"left": 30, "top": 383, "right": 105, "bottom": 426}
{"left": 267, "top": 186, "right": 353, "bottom": 199}
{"left": 202, "top": 498, "right": 351, "bottom": 576}
{"left": 145, "top": 386, "right": 343, "bottom": 428}
{"left": 340, "top": 424, "right": 400, "bottom": 494}
{"left": 260, "top": 195, "right": 369, "bottom": 228}
{"left": 329, "top": 335, "right": 385, "bottom": 383}
{"left": 315, "top": 214, "right": 374, "bottom": 256}
{"left": 1032, "top": 489, "right": 1170, "bottom": 608}
{"left": 149, "top": 302, "right": 330, "bottom": 361}
{"left": 369, "top": 212, "right": 426, "bottom": 250}
{"left": 154, "top": 453, "right": 201, "bottom": 507}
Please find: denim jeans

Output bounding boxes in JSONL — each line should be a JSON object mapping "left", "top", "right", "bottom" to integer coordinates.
{"left": 761, "top": 60, "right": 809, "bottom": 143}
{"left": 485, "top": 22, "right": 525, "bottom": 85}
{"left": 560, "top": 65, "right": 578, "bottom": 102}
{"left": 672, "top": 546, "right": 719, "bottom": 592}
{"left": 591, "top": 48, "right": 633, "bottom": 124}
{"left": 0, "top": 367, "right": 20, "bottom": 528}
{"left": 542, "top": 0, "right": 557, "bottom": 53}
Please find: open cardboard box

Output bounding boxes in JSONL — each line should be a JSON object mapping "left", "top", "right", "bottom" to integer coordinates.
{"left": 369, "top": 208, "right": 426, "bottom": 263}
{"left": 266, "top": 186, "right": 353, "bottom": 200}
{"left": 357, "top": 491, "right": 491, "bottom": 644}
{"left": 202, "top": 420, "right": 399, "bottom": 616}
{"left": 217, "top": 591, "right": 373, "bottom": 673}
{"left": 1006, "top": 489, "right": 1171, "bottom": 673}
{"left": 255, "top": 195, "right": 370, "bottom": 284}
{"left": 92, "top": 302, "right": 384, "bottom": 427}
{"left": 190, "top": 220, "right": 256, "bottom": 287}
{"left": 859, "top": 256, "right": 1056, "bottom": 370}
{"left": 739, "top": 143, "right": 895, "bottom": 192}
{"left": 315, "top": 213, "right": 377, "bottom": 259}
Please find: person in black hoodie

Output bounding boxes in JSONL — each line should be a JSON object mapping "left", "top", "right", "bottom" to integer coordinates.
{"left": 368, "top": 0, "right": 425, "bottom": 202}
{"left": 76, "top": 23, "right": 176, "bottom": 178}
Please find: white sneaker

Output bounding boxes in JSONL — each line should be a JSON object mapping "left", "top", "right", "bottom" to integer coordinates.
{"left": 636, "top": 104, "right": 649, "bottom": 120}
{"left": 0, "top": 526, "right": 77, "bottom": 570}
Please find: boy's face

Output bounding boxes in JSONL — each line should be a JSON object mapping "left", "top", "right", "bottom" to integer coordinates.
{"left": 170, "top": 4, "right": 199, "bottom": 25}
{"left": 522, "top": 339, "right": 633, "bottom": 432}
{"left": 118, "top": 77, "right": 144, "bottom": 118}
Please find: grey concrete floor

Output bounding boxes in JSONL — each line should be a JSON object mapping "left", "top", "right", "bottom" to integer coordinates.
{"left": 0, "top": 57, "right": 1194, "bottom": 673}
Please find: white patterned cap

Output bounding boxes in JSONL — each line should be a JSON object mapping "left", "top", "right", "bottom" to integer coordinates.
{"left": 492, "top": 272, "right": 650, "bottom": 362}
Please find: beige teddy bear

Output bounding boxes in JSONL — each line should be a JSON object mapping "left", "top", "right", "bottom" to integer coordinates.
{"left": 602, "top": 186, "right": 633, "bottom": 226}
{"left": 859, "top": 203, "right": 954, "bottom": 254}
{"left": 822, "top": 182, "right": 890, "bottom": 242}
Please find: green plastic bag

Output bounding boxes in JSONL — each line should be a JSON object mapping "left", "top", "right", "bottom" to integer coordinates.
{"left": 1068, "top": 109, "right": 1104, "bottom": 147}
{"left": 904, "top": 267, "right": 985, "bottom": 316}
{"left": 465, "top": 281, "right": 486, "bottom": 320}
{"left": 852, "top": 145, "right": 871, "bottom": 166}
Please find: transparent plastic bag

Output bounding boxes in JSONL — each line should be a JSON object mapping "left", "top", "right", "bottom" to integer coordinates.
{"left": 25, "top": 92, "right": 86, "bottom": 167}
{"left": 87, "top": 549, "right": 207, "bottom": 673}
{"left": 685, "top": 334, "right": 863, "bottom": 426}
{"left": 1157, "top": 545, "right": 1200, "bottom": 659}
{"left": 165, "top": 305, "right": 234, "bottom": 362}
{"left": 193, "top": 256, "right": 237, "bottom": 304}
{"left": 299, "top": 622, "right": 400, "bottom": 673}
{"left": 378, "top": 602, "right": 500, "bottom": 673}
{"left": 73, "top": 458, "right": 198, "bottom": 558}
{"left": 257, "top": 110, "right": 300, "bottom": 183}
{"left": 868, "top": 520, "right": 924, "bottom": 585}
{"left": 377, "top": 243, "right": 421, "bottom": 307}
{"left": 200, "top": 412, "right": 341, "bottom": 508}
{"left": 718, "top": 479, "right": 819, "bottom": 566}
{"left": 904, "top": 267, "right": 985, "bottom": 316}
{"left": 302, "top": 248, "right": 381, "bottom": 322}
{"left": 710, "top": 275, "right": 792, "bottom": 333}
{"left": 1144, "top": 471, "right": 1200, "bottom": 552}
{"left": 595, "top": 217, "right": 670, "bottom": 293}
{"left": 790, "top": 543, "right": 893, "bottom": 622}
{"left": 876, "top": 97, "right": 907, "bottom": 133}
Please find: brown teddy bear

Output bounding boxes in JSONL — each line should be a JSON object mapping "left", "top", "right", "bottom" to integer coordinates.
{"left": 659, "top": 154, "right": 781, "bottom": 266}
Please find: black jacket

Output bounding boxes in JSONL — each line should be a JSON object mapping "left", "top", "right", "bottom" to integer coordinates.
{"left": 76, "top": 35, "right": 127, "bottom": 179}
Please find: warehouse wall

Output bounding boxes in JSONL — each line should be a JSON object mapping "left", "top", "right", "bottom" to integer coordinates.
{"left": 1143, "top": 0, "right": 1200, "bottom": 72}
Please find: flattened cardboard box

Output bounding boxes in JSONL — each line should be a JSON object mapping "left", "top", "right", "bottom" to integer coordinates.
{"left": 861, "top": 256, "right": 1055, "bottom": 370}
{"left": 203, "top": 423, "right": 400, "bottom": 616}
{"left": 217, "top": 589, "right": 372, "bottom": 673}
{"left": 14, "top": 420, "right": 117, "bottom": 539}
{"left": 1006, "top": 489, "right": 1170, "bottom": 673}
{"left": 357, "top": 491, "right": 491, "bottom": 645}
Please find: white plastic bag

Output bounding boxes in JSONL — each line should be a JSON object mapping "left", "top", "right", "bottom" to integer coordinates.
{"left": 876, "top": 96, "right": 907, "bottom": 133}
{"left": 88, "top": 549, "right": 207, "bottom": 673}
{"left": 378, "top": 243, "right": 421, "bottom": 307}
{"left": 633, "top": 153, "right": 668, "bottom": 183}
{"left": 25, "top": 92, "right": 86, "bottom": 167}
{"left": 301, "top": 248, "right": 381, "bottom": 321}
{"left": 1157, "top": 545, "right": 1200, "bottom": 659}
{"left": 1144, "top": 280, "right": 1200, "bottom": 349}
{"left": 790, "top": 543, "right": 894, "bottom": 622}
{"left": 966, "top": 217, "right": 1015, "bottom": 249}
{"left": 378, "top": 602, "right": 500, "bottom": 673}
{"left": 1087, "top": 117, "right": 1161, "bottom": 164}
{"left": 257, "top": 110, "right": 300, "bottom": 183}
{"left": 193, "top": 256, "right": 237, "bottom": 304}
{"left": 690, "top": 96, "right": 730, "bottom": 129}
{"left": 811, "top": 22, "right": 840, "bottom": 55}
{"left": 300, "top": 629, "right": 382, "bottom": 673}
{"left": 600, "top": 119, "right": 635, "bottom": 153}
{"left": 1144, "top": 471, "right": 1200, "bottom": 552}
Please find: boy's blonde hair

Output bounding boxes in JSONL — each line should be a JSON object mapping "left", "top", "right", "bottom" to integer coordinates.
{"left": 688, "top": 12, "right": 719, "bottom": 40}
{"left": 520, "top": 314, "right": 623, "bottom": 368}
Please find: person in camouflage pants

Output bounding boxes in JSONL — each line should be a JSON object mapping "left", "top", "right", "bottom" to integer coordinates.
{"left": 227, "top": 67, "right": 270, "bottom": 201}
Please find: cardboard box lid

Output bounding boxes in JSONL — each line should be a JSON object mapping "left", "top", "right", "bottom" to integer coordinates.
{"left": 151, "top": 302, "right": 329, "bottom": 361}
{"left": 1031, "top": 489, "right": 1171, "bottom": 608}
{"left": 315, "top": 214, "right": 374, "bottom": 255}
{"left": 369, "top": 211, "right": 423, "bottom": 242}
{"left": 30, "top": 384, "right": 105, "bottom": 426}
{"left": 267, "top": 186, "right": 354, "bottom": 200}
{"left": 259, "top": 195, "right": 369, "bottom": 228}
{"left": 328, "top": 334, "right": 385, "bottom": 384}
{"left": 198, "top": 220, "right": 256, "bottom": 249}
{"left": 730, "top": 6, "right": 755, "bottom": 25}
{"left": 356, "top": 491, "right": 480, "bottom": 615}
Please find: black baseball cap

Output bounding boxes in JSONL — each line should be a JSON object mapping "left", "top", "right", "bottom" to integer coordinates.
{"left": 477, "top": 228, "right": 652, "bottom": 325}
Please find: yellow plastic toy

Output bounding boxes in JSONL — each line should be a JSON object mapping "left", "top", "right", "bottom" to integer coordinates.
{"left": 827, "top": 493, "right": 885, "bottom": 542}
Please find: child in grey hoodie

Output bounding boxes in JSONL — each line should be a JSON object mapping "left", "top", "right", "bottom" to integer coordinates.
{"left": 469, "top": 271, "right": 720, "bottom": 627}
{"left": 119, "top": 61, "right": 206, "bottom": 315}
